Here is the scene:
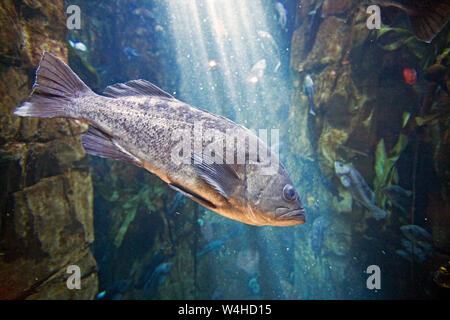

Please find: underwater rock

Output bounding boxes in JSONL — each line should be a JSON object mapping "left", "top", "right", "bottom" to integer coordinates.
{"left": 296, "top": 16, "right": 349, "bottom": 72}
{"left": 0, "top": 0, "right": 97, "bottom": 299}
{"left": 322, "top": 0, "right": 353, "bottom": 17}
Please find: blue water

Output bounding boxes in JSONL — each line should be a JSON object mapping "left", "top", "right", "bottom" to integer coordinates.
{"left": 64, "top": 0, "right": 449, "bottom": 300}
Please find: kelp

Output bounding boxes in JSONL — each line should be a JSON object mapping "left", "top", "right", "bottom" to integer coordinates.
{"left": 113, "top": 184, "right": 165, "bottom": 248}
{"left": 376, "top": 27, "right": 432, "bottom": 68}
{"left": 373, "top": 134, "right": 409, "bottom": 210}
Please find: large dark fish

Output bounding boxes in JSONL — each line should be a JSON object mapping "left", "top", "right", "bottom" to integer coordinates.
{"left": 377, "top": 0, "right": 450, "bottom": 42}
{"left": 13, "top": 52, "right": 306, "bottom": 227}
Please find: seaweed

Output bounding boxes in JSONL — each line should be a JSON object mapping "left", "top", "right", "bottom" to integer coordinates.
{"left": 376, "top": 27, "right": 433, "bottom": 68}
{"left": 373, "top": 134, "right": 409, "bottom": 211}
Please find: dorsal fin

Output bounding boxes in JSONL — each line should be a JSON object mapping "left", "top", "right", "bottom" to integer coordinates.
{"left": 103, "top": 79, "right": 175, "bottom": 99}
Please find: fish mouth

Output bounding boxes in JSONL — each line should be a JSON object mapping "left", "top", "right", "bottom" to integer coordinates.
{"left": 277, "top": 208, "right": 306, "bottom": 223}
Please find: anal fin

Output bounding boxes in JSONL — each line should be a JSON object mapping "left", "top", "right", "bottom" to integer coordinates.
{"left": 82, "top": 126, "right": 143, "bottom": 168}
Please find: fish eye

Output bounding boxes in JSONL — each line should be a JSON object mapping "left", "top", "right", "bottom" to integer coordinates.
{"left": 283, "top": 184, "right": 297, "bottom": 202}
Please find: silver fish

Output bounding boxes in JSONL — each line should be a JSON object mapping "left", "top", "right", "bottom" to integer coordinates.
{"left": 14, "top": 52, "right": 306, "bottom": 227}
{"left": 334, "top": 161, "right": 387, "bottom": 221}
{"left": 304, "top": 74, "right": 316, "bottom": 116}
{"left": 249, "top": 59, "right": 267, "bottom": 81}
{"left": 275, "top": 2, "right": 287, "bottom": 29}
{"left": 256, "top": 30, "right": 281, "bottom": 72}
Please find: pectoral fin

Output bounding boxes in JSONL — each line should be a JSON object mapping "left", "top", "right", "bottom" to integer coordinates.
{"left": 191, "top": 153, "right": 241, "bottom": 200}
{"left": 168, "top": 183, "right": 217, "bottom": 209}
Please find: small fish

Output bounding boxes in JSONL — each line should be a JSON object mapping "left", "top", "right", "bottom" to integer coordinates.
{"left": 96, "top": 280, "right": 131, "bottom": 300}
{"left": 143, "top": 262, "right": 173, "bottom": 297}
{"left": 339, "top": 175, "right": 351, "bottom": 188}
{"left": 197, "top": 239, "right": 226, "bottom": 258}
{"left": 13, "top": 52, "right": 305, "bottom": 227}
{"left": 400, "top": 238, "right": 430, "bottom": 262}
{"left": 249, "top": 59, "right": 267, "bottom": 82}
{"left": 275, "top": 2, "right": 287, "bottom": 30}
{"left": 400, "top": 224, "right": 432, "bottom": 243}
{"left": 376, "top": 0, "right": 450, "bottom": 42}
{"left": 403, "top": 68, "right": 417, "bottom": 85}
{"left": 256, "top": 31, "right": 281, "bottom": 72}
{"left": 123, "top": 46, "right": 141, "bottom": 59}
{"left": 308, "top": 1, "right": 324, "bottom": 30}
{"left": 248, "top": 277, "right": 261, "bottom": 295}
{"left": 166, "top": 192, "right": 186, "bottom": 215}
{"left": 304, "top": 74, "right": 316, "bottom": 116}
{"left": 135, "top": 27, "right": 148, "bottom": 36}
{"left": 310, "top": 216, "right": 330, "bottom": 259}
{"left": 433, "top": 261, "right": 450, "bottom": 289}
{"left": 395, "top": 249, "right": 413, "bottom": 262}
{"left": 132, "top": 8, "right": 155, "bottom": 19}
{"left": 382, "top": 185, "right": 412, "bottom": 215}
{"left": 68, "top": 40, "right": 87, "bottom": 52}
{"left": 334, "top": 161, "right": 387, "bottom": 221}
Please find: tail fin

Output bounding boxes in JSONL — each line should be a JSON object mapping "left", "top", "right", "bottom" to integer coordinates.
{"left": 13, "top": 51, "right": 93, "bottom": 118}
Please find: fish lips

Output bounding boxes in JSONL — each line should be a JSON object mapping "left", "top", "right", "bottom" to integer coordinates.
{"left": 276, "top": 207, "right": 306, "bottom": 224}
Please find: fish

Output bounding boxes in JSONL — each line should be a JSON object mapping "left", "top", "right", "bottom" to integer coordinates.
{"left": 310, "top": 216, "right": 329, "bottom": 259}
{"left": 400, "top": 224, "right": 432, "bottom": 243}
{"left": 68, "top": 40, "right": 87, "bottom": 52}
{"left": 403, "top": 68, "right": 417, "bottom": 85}
{"left": 143, "top": 262, "right": 173, "bottom": 297}
{"left": 275, "top": 2, "right": 287, "bottom": 30}
{"left": 248, "top": 59, "right": 267, "bottom": 82}
{"left": 304, "top": 74, "right": 316, "bottom": 116}
{"left": 166, "top": 192, "right": 186, "bottom": 215}
{"left": 248, "top": 277, "right": 261, "bottom": 295}
{"left": 433, "top": 261, "right": 450, "bottom": 289}
{"left": 136, "top": 253, "right": 170, "bottom": 289}
{"left": 376, "top": 0, "right": 450, "bottom": 42}
{"left": 395, "top": 249, "right": 413, "bottom": 262}
{"left": 400, "top": 238, "right": 430, "bottom": 262}
{"left": 308, "top": 1, "right": 324, "bottom": 30}
{"left": 339, "top": 175, "right": 351, "bottom": 188}
{"left": 132, "top": 8, "right": 155, "bottom": 20}
{"left": 123, "top": 46, "right": 141, "bottom": 59}
{"left": 13, "top": 52, "right": 305, "bottom": 227}
{"left": 96, "top": 280, "right": 131, "bottom": 300}
{"left": 382, "top": 185, "right": 412, "bottom": 215}
{"left": 197, "top": 239, "right": 226, "bottom": 258}
{"left": 256, "top": 31, "right": 281, "bottom": 72}
{"left": 334, "top": 161, "right": 387, "bottom": 221}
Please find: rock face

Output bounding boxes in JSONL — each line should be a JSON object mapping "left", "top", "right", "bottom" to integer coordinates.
{"left": 289, "top": 0, "right": 450, "bottom": 298}
{"left": 0, "top": 0, "right": 97, "bottom": 299}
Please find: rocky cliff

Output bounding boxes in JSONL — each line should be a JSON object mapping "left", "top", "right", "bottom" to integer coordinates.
{"left": 0, "top": 0, "right": 97, "bottom": 300}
